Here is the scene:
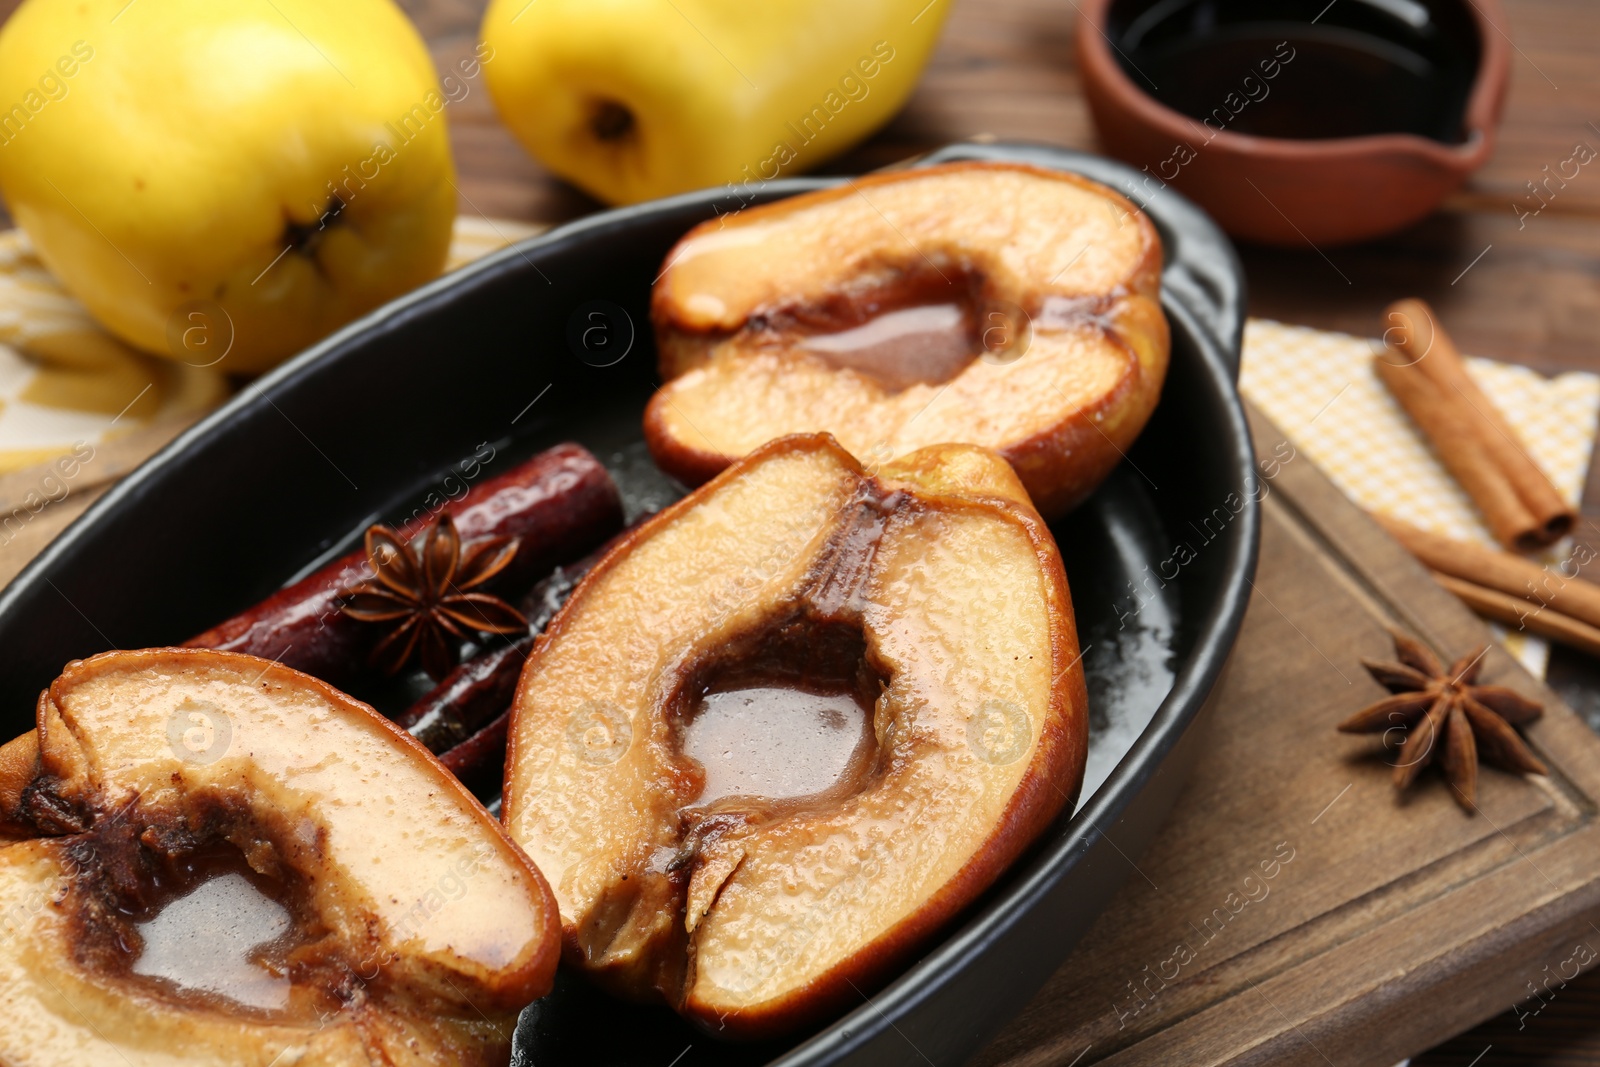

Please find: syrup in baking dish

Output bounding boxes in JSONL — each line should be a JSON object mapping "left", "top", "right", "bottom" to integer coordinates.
{"left": 131, "top": 852, "right": 296, "bottom": 1012}
{"left": 802, "top": 303, "right": 974, "bottom": 392}
{"left": 685, "top": 684, "right": 873, "bottom": 804}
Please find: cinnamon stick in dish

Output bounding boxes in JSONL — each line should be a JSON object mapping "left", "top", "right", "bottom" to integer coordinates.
{"left": 400, "top": 520, "right": 636, "bottom": 756}
{"left": 1376, "top": 298, "right": 1575, "bottom": 551}
{"left": 186, "top": 443, "right": 623, "bottom": 687}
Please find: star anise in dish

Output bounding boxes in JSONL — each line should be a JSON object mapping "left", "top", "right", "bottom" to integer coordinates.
{"left": 1337, "top": 631, "right": 1546, "bottom": 811}
{"left": 339, "top": 514, "right": 528, "bottom": 681}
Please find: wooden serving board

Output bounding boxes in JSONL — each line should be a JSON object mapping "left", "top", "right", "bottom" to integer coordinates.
{"left": 965, "top": 405, "right": 1600, "bottom": 1067}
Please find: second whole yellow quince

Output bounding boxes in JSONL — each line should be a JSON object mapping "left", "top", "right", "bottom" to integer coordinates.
{"left": 0, "top": 0, "right": 463, "bottom": 374}
{"left": 481, "top": 0, "right": 953, "bottom": 205}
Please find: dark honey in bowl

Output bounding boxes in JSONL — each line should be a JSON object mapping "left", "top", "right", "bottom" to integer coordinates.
{"left": 1107, "top": 0, "right": 1482, "bottom": 142}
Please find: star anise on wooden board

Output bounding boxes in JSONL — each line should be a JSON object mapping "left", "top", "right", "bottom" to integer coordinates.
{"left": 339, "top": 514, "right": 528, "bottom": 681}
{"left": 1337, "top": 632, "right": 1546, "bottom": 810}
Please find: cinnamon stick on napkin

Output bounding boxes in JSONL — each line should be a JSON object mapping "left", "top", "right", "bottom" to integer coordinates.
{"left": 1375, "top": 298, "right": 1575, "bottom": 551}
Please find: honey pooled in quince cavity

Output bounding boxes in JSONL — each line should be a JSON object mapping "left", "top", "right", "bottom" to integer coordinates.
{"left": 801, "top": 303, "right": 975, "bottom": 393}
{"left": 130, "top": 856, "right": 296, "bottom": 1012}
{"left": 685, "top": 685, "right": 873, "bottom": 804}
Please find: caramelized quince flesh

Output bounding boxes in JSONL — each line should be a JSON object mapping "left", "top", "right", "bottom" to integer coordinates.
{"left": 646, "top": 162, "right": 1169, "bottom": 516}
{"left": 505, "top": 434, "right": 1087, "bottom": 1037}
{"left": 0, "top": 649, "right": 559, "bottom": 1067}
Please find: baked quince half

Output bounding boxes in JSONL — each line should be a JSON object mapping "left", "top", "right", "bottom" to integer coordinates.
{"left": 504, "top": 434, "right": 1087, "bottom": 1037}
{"left": 0, "top": 649, "right": 559, "bottom": 1067}
{"left": 645, "top": 161, "right": 1168, "bottom": 517}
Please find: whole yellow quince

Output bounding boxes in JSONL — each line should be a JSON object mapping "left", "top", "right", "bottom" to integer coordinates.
{"left": 481, "top": 0, "right": 952, "bottom": 205}
{"left": 0, "top": 0, "right": 460, "bottom": 374}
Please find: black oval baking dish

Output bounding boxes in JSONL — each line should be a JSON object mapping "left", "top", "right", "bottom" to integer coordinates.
{"left": 0, "top": 142, "right": 1255, "bottom": 1067}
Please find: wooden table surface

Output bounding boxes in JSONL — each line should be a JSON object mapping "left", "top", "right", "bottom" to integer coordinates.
{"left": 1, "top": 0, "right": 1597, "bottom": 1061}
{"left": 398, "top": 0, "right": 1600, "bottom": 1061}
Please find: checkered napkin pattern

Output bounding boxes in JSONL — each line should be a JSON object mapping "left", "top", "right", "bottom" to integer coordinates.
{"left": 1240, "top": 318, "right": 1600, "bottom": 677}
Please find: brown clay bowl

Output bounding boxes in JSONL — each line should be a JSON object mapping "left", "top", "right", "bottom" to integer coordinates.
{"left": 1076, "top": 0, "right": 1510, "bottom": 247}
